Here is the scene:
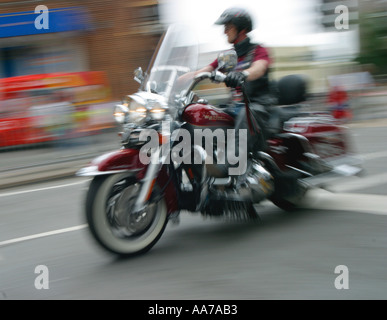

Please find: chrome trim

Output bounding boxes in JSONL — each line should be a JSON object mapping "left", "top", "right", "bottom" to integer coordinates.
{"left": 285, "top": 165, "right": 313, "bottom": 177}
{"left": 300, "top": 155, "right": 363, "bottom": 188}
{"left": 133, "top": 147, "right": 162, "bottom": 212}
{"left": 211, "top": 177, "right": 232, "bottom": 186}
{"left": 75, "top": 166, "right": 141, "bottom": 177}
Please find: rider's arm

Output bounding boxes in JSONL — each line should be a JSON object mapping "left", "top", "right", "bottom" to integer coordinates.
{"left": 243, "top": 59, "right": 269, "bottom": 81}
{"left": 194, "top": 57, "right": 217, "bottom": 76}
{"left": 194, "top": 65, "right": 215, "bottom": 75}
{"left": 178, "top": 64, "right": 215, "bottom": 84}
{"left": 243, "top": 45, "right": 271, "bottom": 81}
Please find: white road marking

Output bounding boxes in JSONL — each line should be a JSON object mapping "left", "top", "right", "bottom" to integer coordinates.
{"left": 360, "top": 150, "right": 387, "bottom": 161}
{"left": 0, "top": 180, "right": 90, "bottom": 198}
{"left": 326, "top": 171, "right": 387, "bottom": 193}
{"left": 301, "top": 189, "right": 387, "bottom": 215}
{"left": 0, "top": 225, "right": 88, "bottom": 247}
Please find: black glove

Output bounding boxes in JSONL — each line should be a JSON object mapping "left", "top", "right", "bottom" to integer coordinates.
{"left": 224, "top": 71, "right": 248, "bottom": 88}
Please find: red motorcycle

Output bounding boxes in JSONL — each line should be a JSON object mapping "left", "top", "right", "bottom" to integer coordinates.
{"left": 77, "top": 24, "right": 363, "bottom": 256}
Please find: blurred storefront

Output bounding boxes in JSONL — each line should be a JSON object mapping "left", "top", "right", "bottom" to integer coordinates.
{"left": 0, "top": 6, "right": 90, "bottom": 77}
{"left": 0, "top": 0, "right": 163, "bottom": 99}
{"left": 0, "top": 0, "right": 163, "bottom": 148}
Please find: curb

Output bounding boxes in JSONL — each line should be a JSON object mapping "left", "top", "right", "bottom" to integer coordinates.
{"left": 0, "top": 158, "right": 90, "bottom": 190}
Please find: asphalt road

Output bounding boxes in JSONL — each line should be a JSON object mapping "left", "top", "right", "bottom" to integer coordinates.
{"left": 0, "top": 122, "right": 386, "bottom": 301}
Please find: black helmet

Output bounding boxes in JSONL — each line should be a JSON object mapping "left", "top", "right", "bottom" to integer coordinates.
{"left": 215, "top": 7, "right": 253, "bottom": 33}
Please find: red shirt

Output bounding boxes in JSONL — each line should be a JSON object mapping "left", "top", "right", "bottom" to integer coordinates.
{"left": 209, "top": 45, "right": 272, "bottom": 70}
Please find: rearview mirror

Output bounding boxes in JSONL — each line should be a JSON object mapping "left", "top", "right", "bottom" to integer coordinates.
{"left": 217, "top": 49, "right": 237, "bottom": 73}
{"left": 134, "top": 67, "right": 145, "bottom": 84}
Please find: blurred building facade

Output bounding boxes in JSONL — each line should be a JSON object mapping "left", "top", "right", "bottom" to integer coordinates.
{"left": 270, "top": 46, "right": 363, "bottom": 94}
{"left": 356, "top": 0, "right": 387, "bottom": 78}
{"left": 0, "top": 0, "right": 164, "bottom": 100}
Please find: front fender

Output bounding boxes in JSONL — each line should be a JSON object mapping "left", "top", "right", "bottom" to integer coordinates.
{"left": 76, "top": 148, "right": 147, "bottom": 176}
{"left": 77, "top": 148, "right": 179, "bottom": 214}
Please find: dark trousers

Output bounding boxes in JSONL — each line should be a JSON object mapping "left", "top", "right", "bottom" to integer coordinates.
{"left": 234, "top": 103, "right": 269, "bottom": 152}
{"left": 205, "top": 102, "right": 270, "bottom": 178}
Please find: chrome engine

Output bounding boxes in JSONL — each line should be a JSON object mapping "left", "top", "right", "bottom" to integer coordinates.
{"left": 203, "top": 160, "right": 274, "bottom": 219}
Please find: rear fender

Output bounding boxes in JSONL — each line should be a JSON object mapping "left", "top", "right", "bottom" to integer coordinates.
{"left": 269, "top": 133, "right": 312, "bottom": 167}
{"left": 284, "top": 116, "right": 350, "bottom": 158}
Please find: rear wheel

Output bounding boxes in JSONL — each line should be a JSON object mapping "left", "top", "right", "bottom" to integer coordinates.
{"left": 270, "top": 182, "right": 308, "bottom": 211}
{"left": 270, "top": 197, "right": 301, "bottom": 211}
{"left": 85, "top": 172, "right": 168, "bottom": 257}
{"left": 269, "top": 170, "right": 308, "bottom": 212}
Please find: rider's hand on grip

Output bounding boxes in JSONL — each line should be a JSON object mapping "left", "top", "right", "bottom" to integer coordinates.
{"left": 224, "top": 71, "right": 248, "bottom": 88}
{"left": 211, "top": 71, "right": 226, "bottom": 83}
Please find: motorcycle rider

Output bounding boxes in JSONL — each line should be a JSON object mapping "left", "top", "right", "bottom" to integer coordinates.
{"left": 192, "top": 7, "right": 276, "bottom": 177}
{"left": 207, "top": 7, "right": 274, "bottom": 108}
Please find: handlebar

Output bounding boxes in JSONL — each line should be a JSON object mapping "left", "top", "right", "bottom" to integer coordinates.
{"left": 185, "top": 71, "right": 227, "bottom": 97}
{"left": 196, "top": 71, "right": 227, "bottom": 83}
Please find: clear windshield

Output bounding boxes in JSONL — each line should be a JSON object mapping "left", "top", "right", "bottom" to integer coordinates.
{"left": 142, "top": 24, "right": 199, "bottom": 102}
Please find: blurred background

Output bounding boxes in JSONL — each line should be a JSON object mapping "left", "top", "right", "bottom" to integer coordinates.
{"left": 0, "top": 0, "right": 386, "bottom": 151}
{"left": 2, "top": 1, "right": 387, "bottom": 301}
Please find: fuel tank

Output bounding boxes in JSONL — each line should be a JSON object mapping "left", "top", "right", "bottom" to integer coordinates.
{"left": 182, "top": 103, "right": 235, "bottom": 128}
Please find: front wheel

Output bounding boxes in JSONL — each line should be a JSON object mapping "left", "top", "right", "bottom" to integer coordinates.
{"left": 85, "top": 172, "right": 168, "bottom": 257}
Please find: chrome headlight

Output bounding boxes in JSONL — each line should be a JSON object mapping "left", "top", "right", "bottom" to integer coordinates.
{"left": 116, "top": 94, "right": 168, "bottom": 125}
{"left": 114, "top": 104, "right": 129, "bottom": 124}
{"left": 128, "top": 99, "right": 147, "bottom": 124}
{"left": 148, "top": 101, "right": 166, "bottom": 120}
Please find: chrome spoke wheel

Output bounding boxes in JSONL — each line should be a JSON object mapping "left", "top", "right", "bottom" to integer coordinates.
{"left": 86, "top": 173, "right": 168, "bottom": 256}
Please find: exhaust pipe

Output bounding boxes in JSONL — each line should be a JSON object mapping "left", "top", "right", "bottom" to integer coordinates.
{"left": 238, "top": 160, "right": 274, "bottom": 203}
{"left": 212, "top": 160, "right": 274, "bottom": 203}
